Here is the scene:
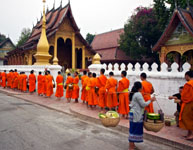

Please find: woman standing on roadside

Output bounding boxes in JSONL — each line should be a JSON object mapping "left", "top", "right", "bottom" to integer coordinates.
{"left": 128, "top": 82, "right": 156, "bottom": 150}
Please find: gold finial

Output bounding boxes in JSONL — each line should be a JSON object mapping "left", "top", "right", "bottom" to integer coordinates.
{"left": 66, "top": 68, "right": 70, "bottom": 74}
{"left": 34, "top": 0, "right": 51, "bottom": 65}
{"left": 92, "top": 53, "right": 101, "bottom": 64}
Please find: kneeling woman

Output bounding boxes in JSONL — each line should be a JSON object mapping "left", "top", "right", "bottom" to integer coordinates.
{"left": 128, "top": 82, "right": 156, "bottom": 150}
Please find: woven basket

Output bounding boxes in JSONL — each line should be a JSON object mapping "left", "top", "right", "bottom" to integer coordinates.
{"left": 100, "top": 117, "right": 120, "bottom": 127}
{"left": 144, "top": 121, "right": 164, "bottom": 132}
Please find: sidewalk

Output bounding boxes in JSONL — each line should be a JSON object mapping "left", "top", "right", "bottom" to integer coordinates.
{"left": 0, "top": 87, "right": 192, "bottom": 150}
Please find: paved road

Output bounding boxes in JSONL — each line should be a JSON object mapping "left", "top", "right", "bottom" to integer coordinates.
{"left": 0, "top": 92, "right": 175, "bottom": 150}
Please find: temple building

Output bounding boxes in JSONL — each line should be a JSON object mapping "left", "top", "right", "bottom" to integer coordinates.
{"left": 0, "top": 38, "right": 14, "bottom": 65}
{"left": 7, "top": 2, "right": 95, "bottom": 69}
{"left": 91, "top": 29, "right": 131, "bottom": 64}
{"left": 91, "top": 29, "right": 151, "bottom": 65}
{"left": 153, "top": 6, "right": 193, "bottom": 69}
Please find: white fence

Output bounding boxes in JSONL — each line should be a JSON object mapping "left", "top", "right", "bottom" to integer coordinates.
{"left": 89, "top": 62, "right": 191, "bottom": 116}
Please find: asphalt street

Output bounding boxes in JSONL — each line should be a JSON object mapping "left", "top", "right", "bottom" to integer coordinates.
{"left": 0, "top": 92, "right": 175, "bottom": 150}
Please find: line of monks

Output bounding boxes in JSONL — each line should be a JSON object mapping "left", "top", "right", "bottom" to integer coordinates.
{"left": 0, "top": 68, "right": 155, "bottom": 118}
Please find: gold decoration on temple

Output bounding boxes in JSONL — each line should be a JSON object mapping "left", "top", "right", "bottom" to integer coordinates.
{"left": 34, "top": 0, "right": 51, "bottom": 65}
{"left": 92, "top": 53, "right": 101, "bottom": 64}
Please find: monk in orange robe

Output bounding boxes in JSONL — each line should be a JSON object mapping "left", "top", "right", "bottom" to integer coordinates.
{"left": 72, "top": 72, "right": 79, "bottom": 103}
{"left": 55, "top": 71, "right": 64, "bottom": 100}
{"left": 117, "top": 71, "right": 130, "bottom": 118}
{"left": 81, "top": 70, "right": 88, "bottom": 103}
{"left": 22, "top": 72, "right": 27, "bottom": 92}
{"left": 45, "top": 70, "right": 54, "bottom": 98}
{"left": 97, "top": 68, "right": 107, "bottom": 110}
{"left": 11, "top": 70, "right": 15, "bottom": 89}
{"left": 140, "top": 72, "right": 154, "bottom": 113}
{"left": 29, "top": 70, "right": 36, "bottom": 94}
{"left": 106, "top": 72, "right": 118, "bottom": 110}
{"left": 13, "top": 69, "right": 19, "bottom": 90}
{"left": 42, "top": 72, "right": 47, "bottom": 96}
{"left": 65, "top": 73, "right": 74, "bottom": 102}
{"left": 179, "top": 71, "right": 193, "bottom": 140}
{"left": 6, "top": 71, "right": 11, "bottom": 88}
{"left": 37, "top": 72, "right": 43, "bottom": 96}
{"left": 1, "top": 70, "right": 6, "bottom": 88}
{"left": 87, "top": 73, "right": 98, "bottom": 108}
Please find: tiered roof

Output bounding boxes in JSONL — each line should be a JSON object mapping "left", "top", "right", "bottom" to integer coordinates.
{"left": 91, "top": 28, "right": 130, "bottom": 61}
{"left": 9, "top": 2, "right": 91, "bottom": 54}
{"left": 153, "top": 6, "right": 193, "bottom": 51}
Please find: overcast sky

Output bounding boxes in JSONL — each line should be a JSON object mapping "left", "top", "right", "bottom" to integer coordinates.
{"left": 0, "top": 0, "right": 153, "bottom": 44}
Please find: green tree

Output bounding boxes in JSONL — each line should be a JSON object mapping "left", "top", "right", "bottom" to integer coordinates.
{"left": 86, "top": 33, "right": 95, "bottom": 45}
{"left": 16, "top": 28, "right": 31, "bottom": 47}
{"left": 119, "top": 7, "right": 160, "bottom": 62}
{"left": 0, "top": 33, "right": 6, "bottom": 43}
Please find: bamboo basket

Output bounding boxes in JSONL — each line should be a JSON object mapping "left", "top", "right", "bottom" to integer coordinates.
{"left": 144, "top": 121, "right": 164, "bottom": 132}
{"left": 100, "top": 117, "right": 120, "bottom": 127}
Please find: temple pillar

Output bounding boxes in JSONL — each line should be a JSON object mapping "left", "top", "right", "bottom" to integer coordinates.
{"left": 72, "top": 33, "right": 75, "bottom": 69}
{"left": 28, "top": 52, "right": 33, "bottom": 65}
{"left": 82, "top": 46, "right": 85, "bottom": 69}
{"left": 160, "top": 47, "right": 167, "bottom": 63}
{"left": 53, "top": 36, "right": 58, "bottom": 65}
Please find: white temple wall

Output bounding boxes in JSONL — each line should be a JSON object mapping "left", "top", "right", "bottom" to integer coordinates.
{"left": 89, "top": 62, "right": 191, "bottom": 116}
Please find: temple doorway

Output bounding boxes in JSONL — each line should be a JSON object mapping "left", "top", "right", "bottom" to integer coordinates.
{"left": 76, "top": 48, "right": 82, "bottom": 69}
{"left": 57, "top": 38, "right": 72, "bottom": 69}
{"left": 49, "top": 46, "right": 54, "bottom": 64}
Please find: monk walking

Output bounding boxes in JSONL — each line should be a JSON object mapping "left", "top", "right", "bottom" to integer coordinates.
{"left": 81, "top": 70, "right": 88, "bottom": 103}
{"left": 29, "top": 70, "right": 36, "bottom": 94}
{"left": 106, "top": 72, "right": 118, "bottom": 110}
{"left": 1, "top": 70, "right": 6, "bottom": 88}
{"left": 37, "top": 72, "right": 43, "bottom": 96}
{"left": 117, "top": 71, "right": 130, "bottom": 118}
{"left": 45, "top": 71, "right": 54, "bottom": 98}
{"left": 42, "top": 71, "right": 47, "bottom": 96}
{"left": 72, "top": 72, "right": 79, "bottom": 103}
{"left": 55, "top": 71, "right": 64, "bottom": 100}
{"left": 87, "top": 73, "right": 98, "bottom": 109}
{"left": 65, "top": 73, "right": 74, "bottom": 102}
{"left": 97, "top": 68, "right": 107, "bottom": 111}
{"left": 13, "top": 69, "right": 19, "bottom": 90}
{"left": 179, "top": 71, "right": 193, "bottom": 140}
{"left": 140, "top": 73, "right": 154, "bottom": 113}
{"left": 22, "top": 72, "right": 27, "bottom": 92}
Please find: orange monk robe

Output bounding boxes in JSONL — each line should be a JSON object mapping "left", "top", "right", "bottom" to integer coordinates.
{"left": 55, "top": 75, "right": 64, "bottom": 98}
{"left": 22, "top": 74, "right": 27, "bottom": 92}
{"left": 37, "top": 74, "right": 43, "bottom": 95}
{"left": 81, "top": 75, "right": 88, "bottom": 101}
{"left": 6, "top": 72, "right": 10, "bottom": 87}
{"left": 97, "top": 75, "right": 107, "bottom": 108}
{"left": 72, "top": 76, "right": 79, "bottom": 99}
{"left": 82, "top": 76, "right": 89, "bottom": 102}
{"left": 18, "top": 74, "right": 23, "bottom": 90}
{"left": 0, "top": 72, "right": 2, "bottom": 86}
{"left": 29, "top": 74, "right": 36, "bottom": 92}
{"left": 13, "top": 72, "right": 19, "bottom": 89}
{"left": 179, "top": 80, "right": 193, "bottom": 130}
{"left": 42, "top": 75, "right": 47, "bottom": 95}
{"left": 141, "top": 80, "right": 154, "bottom": 113}
{"left": 65, "top": 76, "right": 74, "bottom": 98}
{"left": 117, "top": 77, "right": 130, "bottom": 115}
{"left": 105, "top": 77, "right": 118, "bottom": 109}
{"left": 11, "top": 72, "right": 15, "bottom": 89}
{"left": 46, "top": 75, "right": 53, "bottom": 97}
{"left": 87, "top": 77, "right": 98, "bottom": 106}
{"left": 1, "top": 72, "right": 6, "bottom": 88}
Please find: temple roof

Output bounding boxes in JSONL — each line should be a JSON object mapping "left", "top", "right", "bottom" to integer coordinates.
{"left": 10, "top": 2, "right": 91, "bottom": 53}
{"left": 91, "top": 29, "right": 131, "bottom": 61}
{"left": 0, "top": 38, "right": 15, "bottom": 49}
{"left": 153, "top": 6, "right": 193, "bottom": 51}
